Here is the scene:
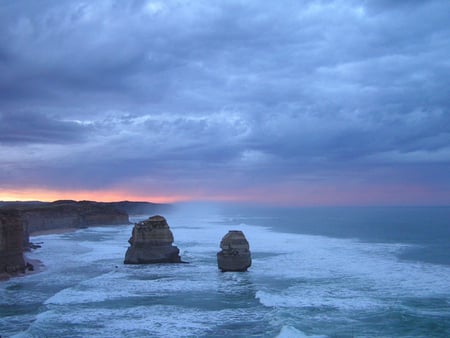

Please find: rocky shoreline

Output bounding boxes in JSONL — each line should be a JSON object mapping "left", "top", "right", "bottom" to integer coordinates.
{"left": 0, "top": 200, "right": 169, "bottom": 280}
{"left": 1, "top": 200, "right": 251, "bottom": 280}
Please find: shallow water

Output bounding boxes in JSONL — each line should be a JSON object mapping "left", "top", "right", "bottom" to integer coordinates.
{"left": 1, "top": 207, "right": 449, "bottom": 337}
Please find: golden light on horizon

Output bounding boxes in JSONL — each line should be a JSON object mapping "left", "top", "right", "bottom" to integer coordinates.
{"left": 0, "top": 188, "right": 187, "bottom": 204}
{"left": 2, "top": 183, "right": 437, "bottom": 207}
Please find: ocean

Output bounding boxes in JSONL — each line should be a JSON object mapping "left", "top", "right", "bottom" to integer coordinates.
{"left": 1, "top": 205, "right": 449, "bottom": 337}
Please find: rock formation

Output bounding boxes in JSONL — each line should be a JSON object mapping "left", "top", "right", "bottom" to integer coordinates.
{"left": 0, "top": 210, "right": 26, "bottom": 277}
{"left": 124, "top": 215, "right": 182, "bottom": 264}
{"left": 217, "top": 230, "right": 252, "bottom": 272}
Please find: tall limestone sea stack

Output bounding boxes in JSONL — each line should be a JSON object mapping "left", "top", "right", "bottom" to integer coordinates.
{"left": 217, "top": 230, "right": 252, "bottom": 272}
{"left": 124, "top": 215, "right": 182, "bottom": 264}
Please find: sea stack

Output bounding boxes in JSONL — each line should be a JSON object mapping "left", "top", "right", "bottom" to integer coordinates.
{"left": 124, "top": 215, "right": 181, "bottom": 264}
{"left": 217, "top": 230, "right": 252, "bottom": 272}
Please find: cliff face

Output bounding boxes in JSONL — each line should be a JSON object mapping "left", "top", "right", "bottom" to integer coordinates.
{"left": 124, "top": 215, "right": 182, "bottom": 264}
{"left": 0, "top": 210, "right": 26, "bottom": 275}
{"left": 20, "top": 200, "right": 130, "bottom": 237}
{"left": 0, "top": 200, "right": 130, "bottom": 250}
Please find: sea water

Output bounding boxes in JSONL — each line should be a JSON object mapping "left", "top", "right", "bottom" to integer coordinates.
{"left": 1, "top": 205, "right": 449, "bottom": 337}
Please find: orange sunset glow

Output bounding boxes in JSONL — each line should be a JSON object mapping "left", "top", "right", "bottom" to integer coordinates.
{"left": 0, "top": 188, "right": 184, "bottom": 204}
{"left": 0, "top": 188, "right": 258, "bottom": 205}
{"left": 2, "top": 182, "right": 445, "bottom": 207}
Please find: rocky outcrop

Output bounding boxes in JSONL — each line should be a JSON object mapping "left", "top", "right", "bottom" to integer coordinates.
{"left": 217, "top": 230, "right": 252, "bottom": 272}
{"left": 0, "top": 210, "right": 26, "bottom": 276}
{"left": 124, "top": 215, "right": 182, "bottom": 264}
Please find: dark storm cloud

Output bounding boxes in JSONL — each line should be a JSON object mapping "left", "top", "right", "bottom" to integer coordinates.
{"left": 0, "top": 0, "right": 449, "bottom": 202}
{"left": 0, "top": 111, "right": 92, "bottom": 144}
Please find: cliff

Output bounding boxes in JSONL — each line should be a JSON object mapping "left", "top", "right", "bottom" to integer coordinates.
{"left": 0, "top": 209, "right": 26, "bottom": 276}
{"left": 18, "top": 200, "right": 130, "bottom": 242}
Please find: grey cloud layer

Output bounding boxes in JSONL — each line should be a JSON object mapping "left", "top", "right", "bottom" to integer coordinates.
{"left": 0, "top": 112, "right": 92, "bottom": 144}
{"left": 0, "top": 0, "right": 449, "bottom": 201}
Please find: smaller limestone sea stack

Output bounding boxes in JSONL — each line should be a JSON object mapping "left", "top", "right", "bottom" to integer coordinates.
{"left": 124, "top": 215, "right": 182, "bottom": 264}
{"left": 217, "top": 230, "right": 252, "bottom": 272}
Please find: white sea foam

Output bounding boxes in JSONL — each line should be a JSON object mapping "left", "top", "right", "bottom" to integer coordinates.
{"left": 19, "top": 304, "right": 265, "bottom": 337}
{"left": 247, "top": 229, "right": 450, "bottom": 296}
{"left": 44, "top": 269, "right": 219, "bottom": 306}
{"left": 276, "top": 325, "right": 327, "bottom": 338}
{"left": 30, "top": 216, "right": 450, "bottom": 304}
{"left": 5, "top": 210, "right": 450, "bottom": 337}
{"left": 255, "top": 288, "right": 383, "bottom": 311}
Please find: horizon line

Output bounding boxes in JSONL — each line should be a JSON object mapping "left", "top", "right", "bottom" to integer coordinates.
{"left": 1, "top": 198, "right": 448, "bottom": 209}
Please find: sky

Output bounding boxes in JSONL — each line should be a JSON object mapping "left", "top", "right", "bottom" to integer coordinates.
{"left": 0, "top": 0, "right": 449, "bottom": 206}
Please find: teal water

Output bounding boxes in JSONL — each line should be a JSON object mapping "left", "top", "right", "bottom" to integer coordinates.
{"left": 1, "top": 206, "right": 449, "bottom": 337}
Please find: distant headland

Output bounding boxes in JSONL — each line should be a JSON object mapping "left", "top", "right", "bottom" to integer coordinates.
{"left": 0, "top": 200, "right": 171, "bottom": 280}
